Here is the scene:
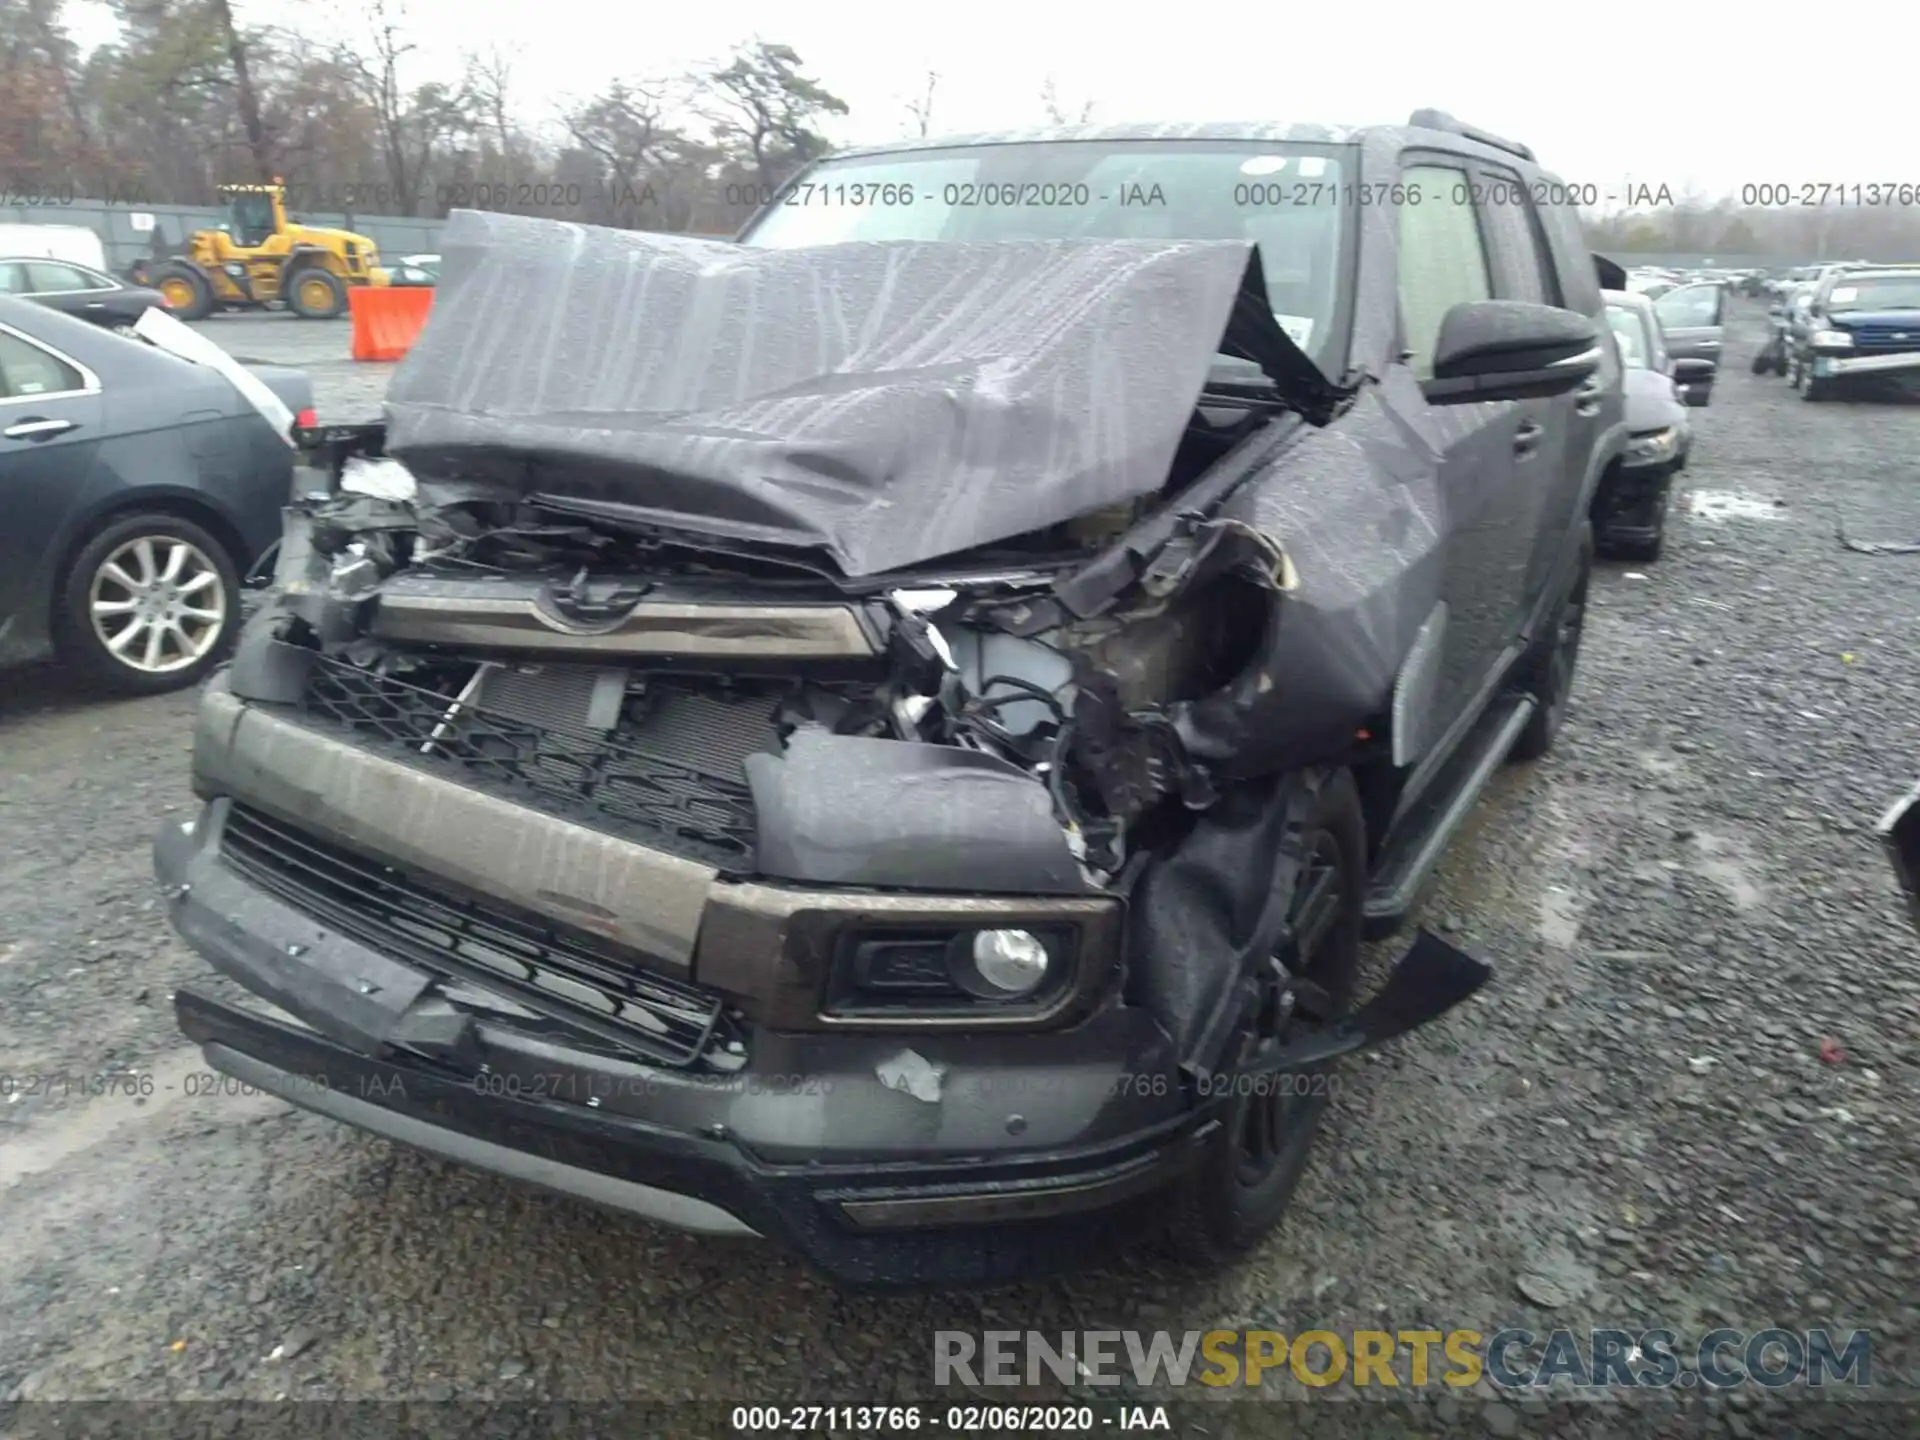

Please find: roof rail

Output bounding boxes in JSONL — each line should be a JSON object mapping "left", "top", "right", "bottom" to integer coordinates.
{"left": 1407, "top": 108, "right": 1535, "bottom": 162}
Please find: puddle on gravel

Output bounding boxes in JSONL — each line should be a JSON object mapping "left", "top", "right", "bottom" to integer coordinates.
{"left": 1689, "top": 490, "right": 1788, "bottom": 523}
{"left": 1537, "top": 885, "right": 1585, "bottom": 948}
{"left": 1688, "top": 831, "right": 1767, "bottom": 912}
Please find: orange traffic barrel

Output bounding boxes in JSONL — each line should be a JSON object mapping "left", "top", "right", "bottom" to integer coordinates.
{"left": 349, "top": 285, "right": 434, "bottom": 362}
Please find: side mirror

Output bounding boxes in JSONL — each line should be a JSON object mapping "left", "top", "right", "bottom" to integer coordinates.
{"left": 1674, "top": 357, "right": 1715, "bottom": 407}
{"left": 1423, "top": 301, "right": 1602, "bottom": 404}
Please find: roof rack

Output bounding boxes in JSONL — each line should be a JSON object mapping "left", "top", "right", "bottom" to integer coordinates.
{"left": 1407, "top": 108, "right": 1535, "bottom": 162}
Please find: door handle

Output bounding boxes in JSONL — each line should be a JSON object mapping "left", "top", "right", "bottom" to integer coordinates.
{"left": 3, "top": 417, "right": 78, "bottom": 440}
{"left": 85, "top": 300, "right": 106, "bottom": 309}
{"left": 1513, "top": 420, "right": 1544, "bottom": 456}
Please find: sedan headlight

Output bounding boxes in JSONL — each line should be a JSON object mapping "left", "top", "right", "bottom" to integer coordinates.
{"left": 1812, "top": 329, "right": 1854, "bottom": 348}
{"left": 1627, "top": 427, "right": 1678, "bottom": 464}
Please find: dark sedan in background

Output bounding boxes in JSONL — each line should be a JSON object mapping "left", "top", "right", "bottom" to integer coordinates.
{"left": 0, "top": 257, "right": 172, "bottom": 334}
{"left": 0, "top": 297, "right": 311, "bottom": 694}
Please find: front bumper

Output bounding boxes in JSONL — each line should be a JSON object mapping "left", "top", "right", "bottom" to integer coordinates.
{"left": 1810, "top": 350, "right": 1920, "bottom": 378}
{"left": 157, "top": 688, "right": 1208, "bottom": 1288}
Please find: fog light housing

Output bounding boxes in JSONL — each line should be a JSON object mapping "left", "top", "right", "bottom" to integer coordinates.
{"left": 959, "top": 928, "right": 1051, "bottom": 997}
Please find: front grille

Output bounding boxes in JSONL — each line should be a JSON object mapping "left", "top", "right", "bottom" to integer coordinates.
{"left": 298, "top": 654, "right": 760, "bottom": 865}
{"left": 1850, "top": 326, "right": 1920, "bottom": 352}
{"left": 220, "top": 804, "right": 728, "bottom": 1067}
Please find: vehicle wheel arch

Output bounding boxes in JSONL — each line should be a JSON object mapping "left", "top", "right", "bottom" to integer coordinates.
{"left": 1122, "top": 763, "right": 1367, "bottom": 1072}
{"left": 51, "top": 489, "right": 250, "bottom": 611}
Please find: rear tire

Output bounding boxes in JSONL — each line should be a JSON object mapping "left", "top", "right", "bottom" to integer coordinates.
{"left": 1166, "top": 768, "right": 1365, "bottom": 1266}
{"left": 1511, "top": 521, "right": 1594, "bottom": 761}
{"left": 153, "top": 262, "right": 214, "bottom": 321}
{"left": 54, "top": 513, "right": 241, "bottom": 695}
{"left": 287, "top": 268, "right": 347, "bottom": 320}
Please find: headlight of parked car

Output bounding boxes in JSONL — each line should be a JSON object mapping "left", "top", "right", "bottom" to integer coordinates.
{"left": 1627, "top": 427, "right": 1678, "bottom": 464}
{"left": 1812, "top": 329, "right": 1854, "bottom": 348}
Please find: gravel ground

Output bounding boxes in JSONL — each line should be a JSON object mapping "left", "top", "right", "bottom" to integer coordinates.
{"left": 2, "top": 303, "right": 1917, "bottom": 1435}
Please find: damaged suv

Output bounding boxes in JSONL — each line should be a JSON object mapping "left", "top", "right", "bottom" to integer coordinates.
{"left": 159, "top": 114, "right": 1625, "bottom": 1288}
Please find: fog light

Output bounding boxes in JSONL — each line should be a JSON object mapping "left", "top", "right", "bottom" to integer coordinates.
{"left": 968, "top": 929, "right": 1051, "bottom": 996}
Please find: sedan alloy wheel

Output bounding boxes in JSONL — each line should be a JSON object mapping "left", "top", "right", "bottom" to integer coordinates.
{"left": 88, "top": 534, "right": 229, "bottom": 674}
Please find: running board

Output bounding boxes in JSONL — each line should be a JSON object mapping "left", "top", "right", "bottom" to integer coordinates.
{"left": 1363, "top": 692, "right": 1536, "bottom": 939}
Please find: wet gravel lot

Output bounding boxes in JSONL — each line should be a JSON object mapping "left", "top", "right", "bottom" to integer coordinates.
{"left": 2, "top": 302, "right": 1917, "bottom": 1435}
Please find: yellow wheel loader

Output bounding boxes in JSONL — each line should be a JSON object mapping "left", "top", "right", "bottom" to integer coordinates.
{"left": 151, "top": 180, "right": 391, "bottom": 321}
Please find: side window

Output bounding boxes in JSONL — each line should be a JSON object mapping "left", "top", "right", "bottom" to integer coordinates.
{"left": 0, "top": 331, "right": 85, "bottom": 400}
{"left": 0, "top": 263, "right": 25, "bottom": 294}
{"left": 1397, "top": 162, "right": 1492, "bottom": 379}
{"left": 26, "top": 262, "right": 93, "bottom": 292}
{"left": 1473, "top": 166, "right": 1559, "bottom": 305}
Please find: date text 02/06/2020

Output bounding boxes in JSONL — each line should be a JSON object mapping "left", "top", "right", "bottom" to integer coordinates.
{"left": 728, "top": 1404, "right": 1170, "bottom": 1433}
{"left": 0, "top": 1070, "right": 398, "bottom": 1102}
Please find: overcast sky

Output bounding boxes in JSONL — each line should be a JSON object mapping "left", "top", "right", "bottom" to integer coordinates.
{"left": 67, "top": 0, "right": 1916, "bottom": 203}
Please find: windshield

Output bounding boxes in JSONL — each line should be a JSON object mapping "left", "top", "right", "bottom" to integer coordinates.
{"left": 1827, "top": 275, "right": 1920, "bottom": 311}
{"left": 740, "top": 140, "right": 1352, "bottom": 364}
{"left": 1606, "top": 304, "right": 1653, "bottom": 368}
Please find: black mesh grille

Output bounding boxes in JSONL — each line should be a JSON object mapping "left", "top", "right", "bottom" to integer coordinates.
{"left": 220, "top": 804, "right": 727, "bottom": 1067}
{"left": 297, "top": 654, "right": 759, "bottom": 865}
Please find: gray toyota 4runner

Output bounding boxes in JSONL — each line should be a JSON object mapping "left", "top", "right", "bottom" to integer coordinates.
{"left": 158, "top": 111, "right": 1626, "bottom": 1289}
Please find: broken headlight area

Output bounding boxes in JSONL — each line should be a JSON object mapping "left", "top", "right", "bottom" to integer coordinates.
{"left": 240, "top": 460, "right": 1292, "bottom": 902}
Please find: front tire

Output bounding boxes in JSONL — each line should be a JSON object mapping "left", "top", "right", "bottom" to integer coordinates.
{"left": 1802, "top": 376, "right": 1832, "bottom": 401}
{"left": 153, "top": 263, "right": 214, "bottom": 321}
{"left": 1167, "top": 769, "right": 1365, "bottom": 1266}
{"left": 54, "top": 513, "right": 241, "bottom": 695}
{"left": 287, "top": 268, "right": 347, "bottom": 319}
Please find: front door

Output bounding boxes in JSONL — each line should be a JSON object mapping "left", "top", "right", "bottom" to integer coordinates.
{"left": 0, "top": 323, "right": 105, "bottom": 646}
{"left": 1394, "top": 156, "right": 1537, "bottom": 741}
{"left": 1654, "top": 283, "right": 1725, "bottom": 402}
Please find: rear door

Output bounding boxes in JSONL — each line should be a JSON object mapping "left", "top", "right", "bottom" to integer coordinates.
{"left": 1395, "top": 154, "right": 1531, "bottom": 737}
{"left": 0, "top": 321, "right": 105, "bottom": 634}
{"left": 1654, "top": 283, "right": 1725, "bottom": 399}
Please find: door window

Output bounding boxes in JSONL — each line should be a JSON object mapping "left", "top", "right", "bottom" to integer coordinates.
{"left": 1398, "top": 163, "right": 1493, "bottom": 378}
{"left": 1655, "top": 284, "right": 1721, "bottom": 329}
{"left": 0, "top": 331, "right": 85, "bottom": 400}
{"left": 0, "top": 263, "right": 25, "bottom": 294}
{"left": 24, "top": 261, "right": 102, "bottom": 293}
{"left": 1473, "top": 166, "right": 1558, "bottom": 305}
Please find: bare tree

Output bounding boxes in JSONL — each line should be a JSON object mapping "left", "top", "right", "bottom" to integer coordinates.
{"left": 1039, "top": 74, "right": 1093, "bottom": 126}
{"left": 463, "top": 45, "right": 513, "bottom": 157}
{"left": 205, "top": 0, "right": 270, "bottom": 178}
{"left": 340, "top": 0, "right": 468, "bottom": 214}
{"left": 904, "top": 70, "right": 937, "bottom": 138}
{"left": 703, "top": 40, "right": 847, "bottom": 190}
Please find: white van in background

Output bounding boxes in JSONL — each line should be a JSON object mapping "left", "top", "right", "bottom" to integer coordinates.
{"left": 0, "top": 223, "right": 109, "bottom": 272}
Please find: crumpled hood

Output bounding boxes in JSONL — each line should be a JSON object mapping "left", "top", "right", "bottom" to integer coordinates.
{"left": 382, "top": 209, "right": 1317, "bottom": 577}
